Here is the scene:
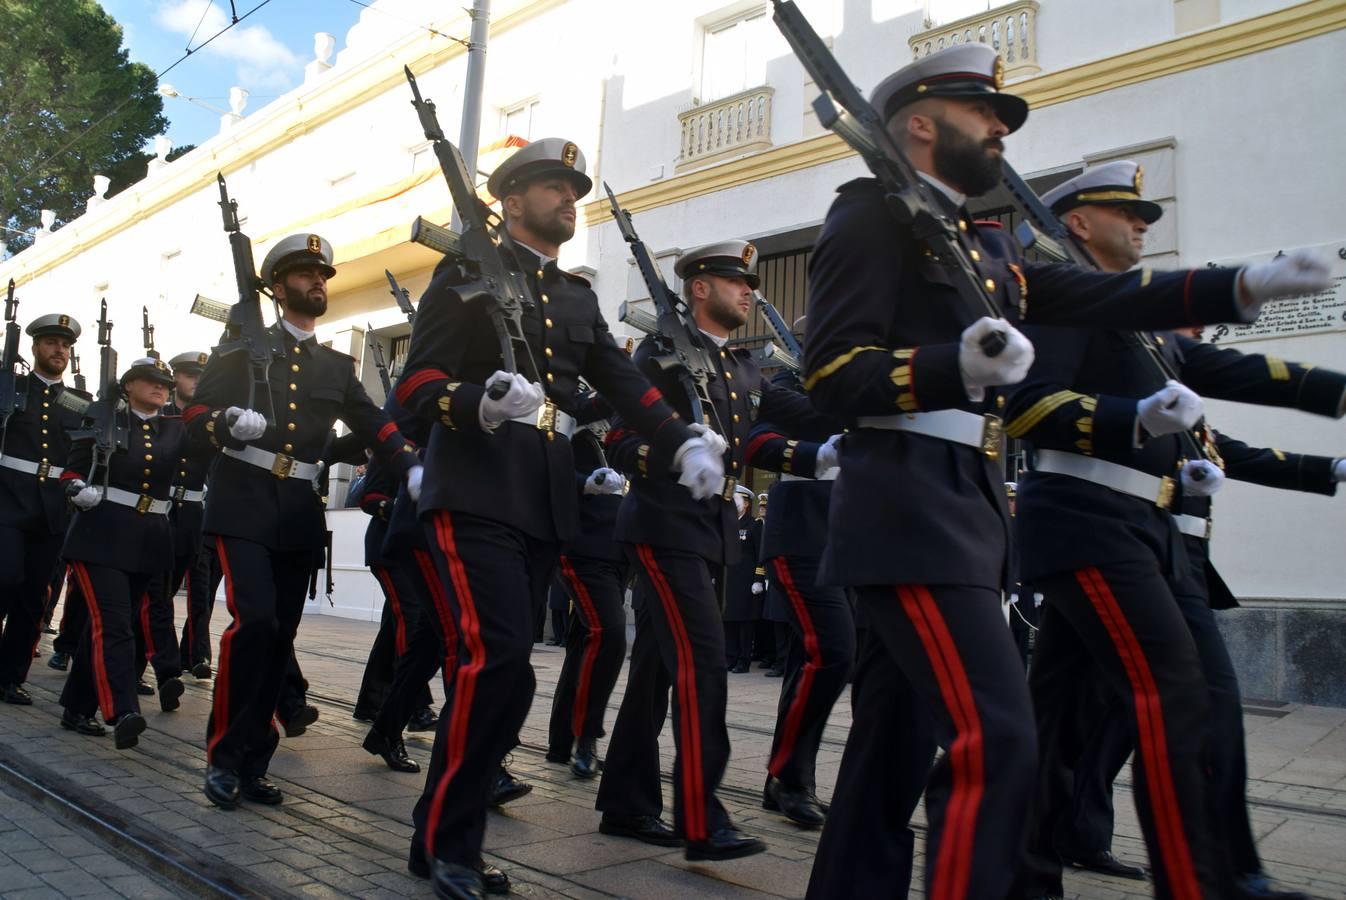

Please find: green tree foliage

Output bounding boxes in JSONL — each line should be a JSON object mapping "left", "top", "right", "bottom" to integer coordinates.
{"left": 0, "top": 0, "right": 167, "bottom": 252}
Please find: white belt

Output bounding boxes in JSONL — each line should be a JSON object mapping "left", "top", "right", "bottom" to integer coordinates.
{"left": 1174, "top": 512, "right": 1212, "bottom": 540}
{"left": 1033, "top": 449, "right": 1177, "bottom": 510}
{"left": 174, "top": 486, "right": 206, "bottom": 503}
{"left": 0, "top": 454, "right": 63, "bottom": 480}
{"left": 857, "top": 410, "right": 1002, "bottom": 459}
{"left": 223, "top": 445, "right": 321, "bottom": 481}
{"left": 103, "top": 486, "right": 171, "bottom": 515}
{"left": 510, "top": 402, "right": 576, "bottom": 438}
{"left": 781, "top": 470, "right": 838, "bottom": 482}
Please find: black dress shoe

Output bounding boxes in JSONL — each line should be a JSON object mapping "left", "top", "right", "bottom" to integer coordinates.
{"left": 363, "top": 730, "right": 420, "bottom": 772}
{"left": 136, "top": 679, "right": 154, "bottom": 696}
{"left": 110, "top": 712, "right": 146, "bottom": 749}
{"left": 191, "top": 661, "right": 212, "bottom": 680}
{"left": 43, "top": 625, "right": 58, "bottom": 635}
{"left": 60, "top": 709, "right": 106, "bottom": 736}
{"left": 764, "top": 666, "right": 784, "bottom": 678}
{"left": 544, "top": 747, "right": 570, "bottom": 764}
{"left": 407, "top": 706, "right": 438, "bottom": 731}
{"left": 2, "top": 683, "right": 32, "bottom": 705}
{"left": 240, "top": 775, "right": 283, "bottom": 805}
{"left": 351, "top": 708, "right": 377, "bottom": 724}
{"left": 1234, "top": 872, "right": 1311, "bottom": 900}
{"left": 685, "top": 825, "right": 766, "bottom": 861}
{"left": 48, "top": 652, "right": 69, "bottom": 671}
{"left": 488, "top": 765, "right": 532, "bottom": 807}
{"left": 479, "top": 862, "right": 509, "bottom": 895}
{"left": 1060, "top": 848, "right": 1147, "bottom": 881}
{"left": 571, "top": 738, "right": 601, "bottom": 779}
{"left": 730, "top": 659, "right": 750, "bottom": 674}
{"left": 765, "top": 777, "right": 826, "bottom": 828}
{"left": 598, "top": 814, "right": 684, "bottom": 847}
{"left": 158, "top": 676, "right": 184, "bottom": 712}
{"left": 431, "top": 860, "right": 486, "bottom": 900}
{"left": 204, "top": 766, "right": 241, "bottom": 809}
{"left": 279, "top": 704, "right": 319, "bottom": 737}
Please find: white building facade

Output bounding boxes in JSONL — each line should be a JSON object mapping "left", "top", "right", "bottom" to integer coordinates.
{"left": 4, "top": 0, "right": 1343, "bottom": 702}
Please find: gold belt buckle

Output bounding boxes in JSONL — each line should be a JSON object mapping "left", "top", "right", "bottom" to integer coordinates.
{"left": 1156, "top": 475, "right": 1175, "bottom": 510}
{"left": 537, "top": 400, "right": 557, "bottom": 441}
{"left": 981, "top": 414, "right": 1003, "bottom": 460}
{"left": 135, "top": 494, "right": 154, "bottom": 515}
{"left": 36, "top": 461, "right": 50, "bottom": 481}
{"left": 174, "top": 485, "right": 186, "bottom": 502}
{"left": 720, "top": 477, "right": 737, "bottom": 502}
{"left": 1203, "top": 518, "right": 1213, "bottom": 540}
{"left": 271, "top": 453, "right": 295, "bottom": 479}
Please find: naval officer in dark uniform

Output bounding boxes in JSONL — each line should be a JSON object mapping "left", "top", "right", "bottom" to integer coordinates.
{"left": 396, "top": 138, "right": 723, "bottom": 899}
{"left": 596, "top": 239, "right": 833, "bottom": 861}
{"left": 0, "top": 312, "right": 87, "bottom": 704}
{"left": 183, "top": 232, "right": 422, "bottom": 810}
{"left": 799, "top": 44, "right": 1331, "bottom": 900}
{"left": 58, "top": 357, "right": 188, "bottom": 748}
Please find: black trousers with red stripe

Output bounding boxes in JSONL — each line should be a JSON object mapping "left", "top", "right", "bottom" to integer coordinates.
{"left": 0, "top": 524, "right": 63, "bottom": 686}
{"left": 206, "top": 536, "right": 318, "bottom": 777}
{"left": 53, "top": 568, "right": 86, "bottom": 657}
{"left": 356, "top": 563, "right": 432, "bottom": 717}
{"left": 134, "top": 571, "right": 182, "bottom": 684}
{"left": 368, "top": 552, "right": 446, "bottom": 742}
{"left": 179, "top": 535, "right": 221, "bottom": 667}
{"left": 596, "top": 544, "right": 733, "bottom": 842}
{"left": 547, "top": 554, "right": 630, "bottom": 756}
{"left": 1018, "top": 565, "right": 1229, "bottom": 900}
{"left": 412, "top": 512, "right": 555, "bottom": 867}
{"left": 59, "top": 561, "right": 147, "bottom": 722}
{"left": 765, "top": 556, "right": 855, "bottom": 793}
{"left": 808, "top": 584, "right": 1037, "bottom": 900}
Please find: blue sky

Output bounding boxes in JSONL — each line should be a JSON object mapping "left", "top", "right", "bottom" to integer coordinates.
{"left": 100, "top": 1, "right": 368, "bottom": 149}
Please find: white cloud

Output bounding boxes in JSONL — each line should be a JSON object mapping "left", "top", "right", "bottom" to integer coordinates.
{"left": 156, "top": 0, "right": 300, "bottom": 92}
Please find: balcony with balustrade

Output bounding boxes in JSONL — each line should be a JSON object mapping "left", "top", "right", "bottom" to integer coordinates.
{"left": 675, "top": 85, "right": 774, "bottom": 172}
{"left": 909, "top": 1, "right": 1041, "bottom": 80}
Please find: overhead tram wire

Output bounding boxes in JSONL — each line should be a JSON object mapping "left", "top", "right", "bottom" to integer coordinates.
{"left": 184, "top": 0, "right": 214, "bottom": 51}
{"left": 7, "top": 0, "right": 277, "bottom": 202}
{"left": 340, "top": 0, "right": 470, "bottom": 48}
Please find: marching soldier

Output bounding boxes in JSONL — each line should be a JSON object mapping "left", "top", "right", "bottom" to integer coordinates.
{"left": 596, "top": 240, "right": 833, "bottom": 861}
{"left": 545, "top": 418, "right": 629, "bottom": 779}
{"left": 721, "top": 485, "right": 764, "bottom": 675}
{"left": 396, "top": 138, "right": 723, "bottom": 898}
{"left": 1013, "top": 162, "right": 1344, "bottom": 900}
{"left": 0, "top": 312, "right": 87, "bottom": 703}
{"left": 183, "top": 233, "right": 423, "bottom": 809}
{"left": 58, "top": 357, "right": 188, "bottom": 747}
{"left": 799, "top": 45, "right": 1329, "bottom": 900}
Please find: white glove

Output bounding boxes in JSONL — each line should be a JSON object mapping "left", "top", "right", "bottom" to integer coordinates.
{"left": 1137, "top": 380, "right": 1203, "bottom": 437}
{"left": 815, "top": 434, "right": 842, "bottom": 472}
{"left": 1240, "top": 250, "right": 1334, "bottom": 307}
{"left": 70, "top": 481, "right": 102, "bottom": 510}
{"left": 406, "top": 465, "right": 424, "bottom": 503}
{"left": 1181, "top": 459, "right": 1225, "bottom": 497}
{"left": 478, "top": 371, "right": 545, "bottom": 431}
{"left": 687, "top": 422, "right": 729, "bottom": 458}
{"left": 751, "top": 582, "right": 765, "bottom": 596}
{"left": 1332, "top": 459, "right": 1345, "bottom": 483}
{"left": 226, "top": 407, "right": 266, "bottom": 441}
{"left": 584, "top": 467, "right": 626, "bottom": 495}
{"left": 673, "top": 436, "right": 726, "bottom": 501}
{"left": 958, "top": 317, "right": 1034, "bottom": 402}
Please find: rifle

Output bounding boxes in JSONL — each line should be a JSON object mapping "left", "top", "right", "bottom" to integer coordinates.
{"left": 404, "top": 66, "right": 540, "bottom": 401}
{"left": 71, "top": 351, "right": 86, "bottom": 393}
{"left": 141, "top": 306, "right": 159, "bottom": 360}
{"left": 753, "top": 291, "right": 803, "bottom": 371}
{"left": 84, "top": 300, "right": 122, "bottom": 484}
{"left": 385, "top": 269, "right": 417, "bottom": 323}
{"left": 216, "top": 173, "right": 278, "bottom": 422}
{"left": 409, "top": 216, "right": 465, "bottom": 263}
{"left": 756, "top": 342, "right": 802, "bottom": 378}
{"left": 367, "top": 324, "right": 392, "bottom": 399}
{"left": 0, "top": 279, "right": 25, "bottom": 431}
{"left": 604, "top": 182, "right": 724, "bottom": 431}
{"left": 769, "top": 0, "right": 1006, "bottom": 357}
{"left": 999, "top": 168, "right": 1216, "bottom": 468}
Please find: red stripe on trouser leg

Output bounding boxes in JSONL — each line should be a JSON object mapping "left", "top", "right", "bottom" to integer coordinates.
{"left": 207, "top": 537, "right": 241, "bottom": 761}
{"left": 414, "top": 549, "right": 459, "bottom": 664}
{"left": 70, "top": 563, "right": 115, "bottom": 720}
{"left": 140, "top": 593, "right": 157, "bottom": 662}
{"left": 767, "top": 557, "right": 821, "bottom": 778}
{"left": 373, "top": 566, "right": 409, "bottom": 656}
{"left": 635, "top": 544, "right": 706, "bottom": 841}
{"left": 1075, "top": 567, "right": 1202, "bottom": 900}
{"left": 559, "top": 555, "right": 603, "bottom": 740}
{"left": 424, "top": 512, "right": 486, "bottom": 860}
{"left": 896, "top": 585, "right": 985, "bottom": 900}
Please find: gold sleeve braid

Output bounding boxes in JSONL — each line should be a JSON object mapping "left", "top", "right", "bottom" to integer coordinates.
{"left": 1005, "top": 390, "right": 1098, "bottom": 454}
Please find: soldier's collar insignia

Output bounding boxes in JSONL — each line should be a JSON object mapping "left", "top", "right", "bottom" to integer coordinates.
{"left": 307, "top": 234, "right": 322, "bottom": 254}
{"left": 561, "top": 142, "right": 578, "bottom": 168}
{"left": 992, "top": 56, "right": 1005, "bottom": 90}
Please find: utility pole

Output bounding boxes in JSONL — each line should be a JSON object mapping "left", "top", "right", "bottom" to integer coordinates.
{"left": 458, "top": 0, "right": 491, "bottom": 183}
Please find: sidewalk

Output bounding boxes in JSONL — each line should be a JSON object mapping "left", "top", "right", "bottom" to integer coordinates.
{"left": 0, "top": 608, "right": 1342, "bottom": 898}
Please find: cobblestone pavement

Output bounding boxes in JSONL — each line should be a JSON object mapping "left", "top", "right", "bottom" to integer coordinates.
{"left": 1, "top": 602, "right": 1343, "bottom": 898}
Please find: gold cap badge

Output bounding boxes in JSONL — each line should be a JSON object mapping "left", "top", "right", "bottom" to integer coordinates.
{"left": 307, "top": 235, "right": 321, "bottom": 254}
{"left": 742, "top": 243, "right": 756, "bottom": 266}
{"left": 992, "top": 56, "right": 1005, "bottom": 90}
{"left": 197, "top": 352, "right": 208, "bottom": 366}
{"left": 561, "top": 142, "right": 578, "bottom": 168}
{"left": 1133, "top": 164, "right": 1145, "bottom": 195}
{"left": 58, "top": 315, "right": 69, "bottom": 328}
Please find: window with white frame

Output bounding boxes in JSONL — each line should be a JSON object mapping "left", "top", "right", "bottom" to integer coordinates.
{"left": 700, "top": 7, "right": 768, "bottom": 103}
{"left": 501, "top": 98, "right": 541, "bottom": 141}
